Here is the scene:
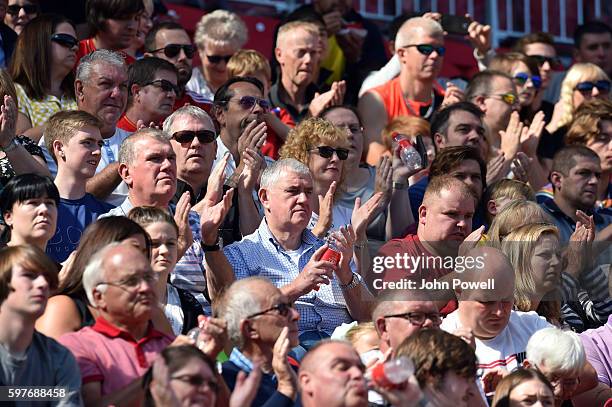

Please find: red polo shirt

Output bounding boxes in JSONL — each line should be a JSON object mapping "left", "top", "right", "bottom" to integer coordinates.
{"left": 75, "top": 38, "right": 136, "bottom": 69}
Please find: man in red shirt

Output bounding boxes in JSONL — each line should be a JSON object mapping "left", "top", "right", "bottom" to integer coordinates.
{"left": 76, "top": 0, "right": 143, "bottom": 67}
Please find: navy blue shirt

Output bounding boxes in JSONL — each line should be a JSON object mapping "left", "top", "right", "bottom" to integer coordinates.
{"left": 46, "top": 193, "right": 114, "bottom": 262}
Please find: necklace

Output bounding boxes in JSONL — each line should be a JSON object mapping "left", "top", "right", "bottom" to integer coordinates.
{"left": 403, "top": 89, "right": 436, "bottom": 119}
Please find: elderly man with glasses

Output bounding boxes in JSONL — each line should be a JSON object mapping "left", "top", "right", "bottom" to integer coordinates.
{"left": 219, "top": 277, "right": 300, "bottom": 407}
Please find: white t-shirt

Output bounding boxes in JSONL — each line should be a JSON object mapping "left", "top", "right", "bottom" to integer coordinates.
{"left": 308, "top": 204, "right": 353, "bottom": 233}
{"left": 441, "top": 310, "right": 551, "bottom": 374}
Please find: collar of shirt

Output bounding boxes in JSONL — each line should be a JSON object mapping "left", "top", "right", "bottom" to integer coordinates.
{"left": 543, "top": 198, "right": 607, "bottom": 226}
{"left": 269, "top": 80, "right": 319, "bottom": 123}
{"left": 258, "top": 218, "right": 320, "bottom": 253}
{"left": 92, "top": 316, "right": 167, "bottom": 343}
{"left": 228, "top": 347, "right": 255, "bottom": 374}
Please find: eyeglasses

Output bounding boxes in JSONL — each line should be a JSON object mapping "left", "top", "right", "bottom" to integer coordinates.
{"left": 513, "top": 72, "right": 542, "bottom": 89}
{"left": 384, "top": 311, "right": 442, "bottom": 326}
{"left": 310, "top": 146, "right": 349, "bottom": 160}
{"left": 549, "top": 376, "right": 581, "bottom": 389}
{"left": 171, "top": 374, "right": 220, "bottom": 392}
{"left": 488, "top": 92, "right": 519, "bottom": 106}
{"left": 172, "top": 130, "right": 216, "bottom": 144}
{"left": 231, "top": 96, "right": 270, "bottom": 111}
{"left": 575, "top": 80, "right": 611, "bottom": 95}
{"left": 246, "top": 302, "right": 294, "bottom": 319}
{"left": 51, "top": 33, "right": 78, "bottom": 49}
{"left": 530, "top": 55, "right": 562, "bottom": 69}
{"left": 401, "top": 44, "right": 446, "bottom": 56}
{"left": 143, "top": 79, "right": 180, "bottom": 96}
{"left": 150, "top": 44, "right": 196, "bottom": 59}
{"left": 97, "top": 273, "right": 157, "bottom": 290}
{"left": 207, "top": 54, "right": 233, "bottom": 64}
{"left": 7, "top": 4, "right": 37, "bottom": 16}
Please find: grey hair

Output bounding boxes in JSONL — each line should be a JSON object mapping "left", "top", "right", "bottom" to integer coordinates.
{"left": 194, "top": 9, "right": 248, "bottom": 50}
{"left": 395, "top": 17, "right": 444, "bottom": 51}
{"left": 82, "top": 242, "right": 123, "bottom": 305}
{"left": 526, "top": 327, "right": 586, "bottom": 375}
{"left": 260, "top": 158, "right": 311, "bottom": 189}
{"left": 76, "top": 49, "right": 126, "bottom": 83}
{"left": 119, "top": 128, "right": 171, "bottom": 165}
{"left": 162, "top": 105, "right": 215, "bottom": 136}
{"left": 219, "top": 277, "right": 268, "bottom": 348}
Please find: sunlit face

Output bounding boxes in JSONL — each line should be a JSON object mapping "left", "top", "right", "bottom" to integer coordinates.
{"left": 134, "top": 69, "right": 178, "bottom": 121}
{"left": 448, "top": 160, "right": 484, "bottom": 201}
{"left": 511, "top": 61, "right": 537, "bottom": 107}
{"left": 145, "top": 221, "right": 178, "bottom": 278}
{"left": 201, "top": 42, "right": 238, "bottom": 87}
{"left": 51, "top": 22, "right": 77, "bottom": 75}
{"left": 169, "top": 114, "right": 217, "bottom": 181}
{"left": 524, "top": 42, "right": 557, "bottom": 89}
{"left": 586, "top": 120, "right": 612, "bottom": 172}
{"left": 151, "top": 28, "right": 193, "bottom": 87}
{"left": 248, "top": 282, "right": 300, "bottom": 347}
{"left": 4, "top": 195, "right": 57, "bottom": 247}
{"left": 576, "top": 32, "right": 612, "bottom": 75}
{"left": 529, "top": 234, "right": 562, "bottom": 295}
{"left": 276, "top": 28, "right": 320, "bottom": 87}
{"left": 57, "top": 126, "right": 103, "bottom": 178}
{"left": 323, "top": 108, "right": 364, "bottom": 165}
{"left": 260, "top": 169, "right": 314, "bottom": 231}
{"left": 480, "top": 76, "right": 519, "bottom": 134}
{"left": 434, "top": 371, "right": 473, "bottom": 407}
{"left": 553, "top": 156, "right": 601, "bottom": 211}
{"left": 378, "top": 300, "right": 441, "bottom": 350}
{"left": 308, "top": 142, "right": 345, "bottom": 186}
{"left": 419, "top": 187, "right": 475, "bottom": 246}
{"left": 536, "top": 363, "right": 581, "bottom": 404}
{"left": 571, "top": 74, "right": 611, "bottom": 109}
{"left": 1, "top": 264, "right": 50, "bottom": 318}
{"left": 397, "top": 28, "right": 444, "bottom": 81}
{"left": 508, "top": 379, "right": 555, "bottom": 407}
{"left": 437, "top": 110, "right": 486, "bottom": 159}
{"left": 168, "top": 357, "right": 218, "bottom": 407}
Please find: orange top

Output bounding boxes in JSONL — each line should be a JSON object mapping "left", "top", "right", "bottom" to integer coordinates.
{"left": 370, "top": 77, "right": 445, "bottom": 122}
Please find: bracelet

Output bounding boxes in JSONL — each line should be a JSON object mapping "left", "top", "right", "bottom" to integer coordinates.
{"left": 202, "top": 237, "right": 220, "bottom": 252}
{"left": 1, "top": 138, "right": 18, "bottom": 153}
{"left": 392, "top": 181, "right": 407, "bottom": 190}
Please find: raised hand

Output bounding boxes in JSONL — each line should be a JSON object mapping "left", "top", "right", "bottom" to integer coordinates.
{"left": 309, "top": 81, "right": 346, "bottom": 117}
{"left": 290, "top": 245, "right": 336, "bottom": 296}
{"left": 174, "top": 191, "right": 193, "bottom": 259}
{"left": 351, "top": 192, "right": 385, "bottom": 238}
{"left": 520, "top": 110, "right": 545, "bottom": 157}
{"left": 230, "top": 362, "right": 263, "bottom": 407}
{"left": 458, "top": 225, "right": 485, "bottom": 257}
{"left": 511, "top": 152, "right": 531, "bottom": 183}
{"left": 0, "top": 95, "right": 16, "bottom": 147}
{"left": 272, "top": 327, "right": 298, "bottom": 400}
{"left": 374, "top": 155, "right": 393, "bottom": 201}
{"left": 486, "top": 152, "right": 506, "bottom": 186}
{"left": 150, "top": 356, "right": 180, "bottom": 407}
{"left": 499, "top": 111, "right": 524, "bottom": 161}
{"left": 467, "top": 15, "right": 492, "bottom": 55}
{"left": 239, "top": 148, "right": 264, "bottom": 192}
{"left": 238, "top": 120, "right": 267, "bottom": 157}
{"left": 312, "top": 181, "right": 337, "bottom": 238}
{"left": 440, "top": 82, "right": 464, "bottom": 108}
{"left": 192, "top": 315, "right": 228, "bottom": 359}
{"left": 328, "top": 224, "right": 357, "bottom": 268}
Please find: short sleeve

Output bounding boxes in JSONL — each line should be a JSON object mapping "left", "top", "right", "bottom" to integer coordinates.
{"left": 58, "top": 333, "right": 103, "bottom": 384}
{"left": 223, "top": 244, "right": 252, "bottom": 280}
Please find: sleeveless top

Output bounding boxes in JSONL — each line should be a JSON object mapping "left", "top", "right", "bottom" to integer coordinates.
{"left": 370, "top": 77, "right": 445, "bottom": 122}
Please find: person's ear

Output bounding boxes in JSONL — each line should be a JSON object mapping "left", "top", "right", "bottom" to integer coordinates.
{"left": 433, "top": 132, "right": 445, "bottom": 149}
{"left": 52, "top": 140, "right": 65, "bottom": 161}
{"left": 550, "top": 171, "right": 563, "bottom": 190}
{"left": 3, "top": 210, "right": 13, "bottom": 228}
{"left": 213, "top": 104, "right": 227, "bottom": 128}
{"left": 418, "top": 204, "right": 427, "bottom": 226}
{"left": 259, "top": 188, "right": 270, "bottom": 212}
{"left": 523, "top": 359, "right": 532, "bottom": 369}
{"left": 241, "top": 319, "right": 259, "bottom": 341}
{"left": 387, "top": 40, "right": 395, "bottom": 56}
{"left": 473, "top": 95, "right": 487, "bottom": 113}
{"left": 118, "top": 163, "right": 132, "bottom": 186}
{"left": 131, "top": 84, "right": 141, "bottom": 101}
{"left": 274, "top": 47, "right": 282, "bottom": 64}
{"left": 487, "top": 199, "right": 497, "bottom": 217}
{"left": 74, "top": 80, "right": 85, "bottom": 102}
{"left": 92, "top": 287, "right": 106, "bottom": 310}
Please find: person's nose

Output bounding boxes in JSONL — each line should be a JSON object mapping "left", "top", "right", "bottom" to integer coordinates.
{"left": 33, "top": 274, "right": 49, "bottom": 291}
{"left": 542, "top": 61, "right": 551, "bottom": 71}
{"left": 289, "top": 306, "right": 300, "bottom": 322}
{"left": 592, "top": 86, "right": 600, "bottom": 97}
{"left": 18, "top": 7, "right": 26, "bottom": 18}
{"left": 158, "top": 243, "right": 169, "bottom": 256}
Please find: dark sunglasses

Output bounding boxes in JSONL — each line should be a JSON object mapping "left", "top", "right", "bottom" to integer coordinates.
{"left": 310, "top": 146, "right": 349, "bottom": 160}
{"left": 514, "top": 72, "right": 542, "bottom": 89}
{"left": 7, "top": 4, "right": 37, "bottom": 16}
{"left": 207, "top": 54, "right": 233, "bottom": 64}
{"left": 172, "top": 130, "right": 216, "bottom": 144}
{"left": 143, "top": 79, "right": 179, "bottom": 95}
{"left": 402, "top": 44, "right": 446, "bottom": 56}
{"left": 51, "top": 33, "right": 78, "bottom": 49}
{"left": 233, "top": 96, "right": 270, "bottom": 111}
{"left": 247, "top": 302, "right": 294, "bottom": 319}
{"left": 530, "top": 54, "right": 562, "bottom": 69}
{"left": 575, "top": 80, "right": 611, "bottom": 94}
{"left": 150, "top": 44, "right": 195, "bottom": 59}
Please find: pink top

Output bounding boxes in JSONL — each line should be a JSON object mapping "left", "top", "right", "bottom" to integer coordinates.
{"left": 59, "top": 317, "right": 174, "bottom": 396}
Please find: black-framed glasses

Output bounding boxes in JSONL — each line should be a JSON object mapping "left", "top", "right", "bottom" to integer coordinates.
{"left": 246, "top": 302, "right": 294, "bottom": 319}
{"left": 207, "top": 54, "right": 233, "bottom": 64}
{"left": 98, "top": 273, "right": 157, "bottom": 290}
{"left": 310, "top": 145, "right": 349, "bottom": 160}
{"left": 51, "top": 33, "right": 78, "bottom": 49}
{"left": 575, "top": 80, "right": 611, "bottom": 95}
{"left": 172, "top": 130, "right": 216, "bottom": 144}
{"left": 143, "top": 79, "right": 180, "bottom": 96}
{"left": 384, "top": 311, "right": 442, "bottom": 326}
{"left": 150, "top": 44, "right": 196, "bottom": 59}
{"left": 170, "top": 374, "right": 220, "bottom": 392}
{"left": 232, "top": 96, "right": 270, "bottom": 111}
{"left": 401, "top": 44, "right": 446, "bottom": 56}
{"left": 7, "top": 4, "right": 37, "bottom": 16}
{"left": 514, "top": 72, "right": 542, "bottom": 89}
{"left": 530, "top": 54, "right": 562, "bottom": 69}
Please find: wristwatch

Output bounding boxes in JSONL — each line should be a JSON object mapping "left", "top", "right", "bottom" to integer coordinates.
{"left": 202, "top": 237, "right": 220, "bottom": 252}
{"left": 392, "top": 181, "right": 407, "bottom": 190}
{"left": 339, "top": 272, "right": 361, "bottom": 290}
{"left": 0, "top": 138, "right": 18, "bottom": 153}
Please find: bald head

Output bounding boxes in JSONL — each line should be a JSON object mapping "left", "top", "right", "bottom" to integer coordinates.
{"left": 458, "top": 246, "right": 515, "bottom": 300}
{"left": 395, "top": 17, "right": 444, "bottom": 51}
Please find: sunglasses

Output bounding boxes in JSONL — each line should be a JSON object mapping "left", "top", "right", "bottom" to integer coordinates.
{"left": 310, "top": 146, "right": 349, "bottom": 160}
{"left": 575, "top": 80, "right": 611, "bottom": 94}
{"left": 513, "top": 72, "right": 542, "bottom": 89}
{"left": 232, "top": 96, "right": 270, "bottom": 111}
{"left": 207, "top": 54, "right": 233, "bottom": 64}
{"left": 150, "top": 44, "right": 195, "bottom": 59}
{"left": 51, "top": 33, "right": 78, "bottom": 49}
{"left": 489, "top": 92, "right": 518, "bottom": 106}
{"left": 402, "top": 44, "right": 446, "bottom": 56}
{"left": 246, "top": 301, "right": 294, "bottom": 319}
{"left": 172, "top": 130, "right": 216, "bottom": 144}
{"left": 144, "top": 79, "right": 179, "bottom": 95}
{"left": 7, "top": 4, "right": 37, "bottom": 16}
{"left": 530, "top": 54, "right": 562, "bottom": 69}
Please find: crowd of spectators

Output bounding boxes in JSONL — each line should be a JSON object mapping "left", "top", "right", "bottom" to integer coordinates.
{"left": 0, "top": 0, "right": 612, "bottom": 406}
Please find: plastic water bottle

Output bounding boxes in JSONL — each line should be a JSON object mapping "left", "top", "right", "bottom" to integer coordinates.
{"left": 392, "top": 133, "right": 422, "bottom": 172}
{"left": 321, "top": 238, "right": 341, "bottom": 265}
{"left": 366, "top": 356, "right": 415, "bottom": 389}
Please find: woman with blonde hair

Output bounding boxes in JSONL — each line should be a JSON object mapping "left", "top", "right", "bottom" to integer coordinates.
{"left": 486, "top": 200, "right": 552, "bottom": 246}
{"left": 501, "top": 223, "right": 563, "bottom": 325}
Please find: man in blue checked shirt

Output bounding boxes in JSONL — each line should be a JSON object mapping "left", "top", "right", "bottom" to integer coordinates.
{"left": 223, "top": 158, "right": 374, "bottom": 352}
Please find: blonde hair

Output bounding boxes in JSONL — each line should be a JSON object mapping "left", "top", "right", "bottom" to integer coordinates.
{"left": 279, "top": 117, "right": 349, "bottom": 193}
{"left": 44, "top": 110, "right": 102, "bottom": 163}
{"left": 501, "top": 223, "right": 561, "bottom": 322}
{"left": 194, "top": 10, "right": 248, "bottom": 50}
{"left": 486, "top": 179, "right": 535, "bottom": 203}
{"left": 566, "top": 98, "right": 612, "bottom": 145}
{"left": 487, "top": 200, "right": 552, "bottom": 246}
{"left": 227, "top": 49, "right": 271, "bottom": 81}
{"left": 557, "top": 63, "right": 610, "bottom": 129}
{"left": 381, "top": 116, "right": 431, "bottom": 152}
{"left": 276, "top": 21, "right": 319, "bottom": 48}
{"left": 345, "top": 322, "right": 376, "bottom": 345}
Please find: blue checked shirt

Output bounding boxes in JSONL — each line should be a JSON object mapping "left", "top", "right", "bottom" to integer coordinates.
{"left": 223, "top": 219, "right": 356, "bottom": 336}
{"left": 101, "top": 198, "right": 212, "bottom": 315}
